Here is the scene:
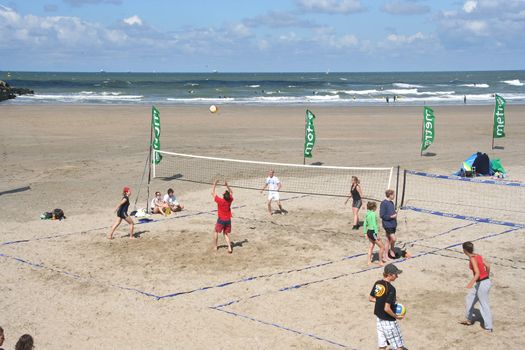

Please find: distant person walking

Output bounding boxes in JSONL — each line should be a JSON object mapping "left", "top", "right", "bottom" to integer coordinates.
{"left": 464, "top": 95, "right": 467, "bottom": 104}
{"left": 108, "top": 186, "right": 135, "bottom": 239}
{"left": 369, "top": 264, "right": 406, "bottom": 350}
{"left": 460, "top": 241, "right": 493, "bottom": 332}
{"left": 345, "top": 176, "right": 364, "bottom": 230}
{"left": 380, "top": 189, "right": 397, "bottom": 260}
{"left": 212, "top": 179, "right": 233, "bottom": 253}
{"left": 363, "top": 201, "right": 385, "bottom": 266}
{"left": 261, "top": 170, "right": 286, "bottom": 215}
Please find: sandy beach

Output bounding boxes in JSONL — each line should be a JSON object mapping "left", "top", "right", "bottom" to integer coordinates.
{"left": 1, "top": 104, "right": 524, "bottom": 349}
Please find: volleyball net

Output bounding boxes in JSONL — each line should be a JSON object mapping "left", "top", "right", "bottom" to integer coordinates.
{"left": 153, "top": 150, "right": 394, "bottom": 201}
{"left": 400, "top": 170, "right": 525, "bottom": 224}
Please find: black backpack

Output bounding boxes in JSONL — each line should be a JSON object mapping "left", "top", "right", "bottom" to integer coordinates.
{"left": 52, "top": 208, "right": 66, "bottom": 220}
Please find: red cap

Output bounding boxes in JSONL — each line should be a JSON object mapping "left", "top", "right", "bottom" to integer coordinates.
{"left": 123, "top": 186, "right": 130, "bottom": 193}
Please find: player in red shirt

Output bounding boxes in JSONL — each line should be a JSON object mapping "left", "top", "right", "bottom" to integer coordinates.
{"left": 212, "top": 179, "right": 234, "bottom": 253}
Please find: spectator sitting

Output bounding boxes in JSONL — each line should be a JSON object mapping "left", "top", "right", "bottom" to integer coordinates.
{"left": 150, "top": 191, "right": 169, "bottom": 216}
{"left": 15, "top": 334, "right": 34, "bottom": 350}
{"left": 163, "top": 188, "right": 184, "bottom": 212}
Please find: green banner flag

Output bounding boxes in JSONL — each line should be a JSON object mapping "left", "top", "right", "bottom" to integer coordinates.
{"left": 421, "top": 106, "right": 435, "bottom": 152}
{"left": 493, "top": 94, "right": 506, "bottom": 139}
{"left": 152, "top": 106, "right": 162, "bottom": 164}
{"left": 304, "top": 109, "right": 316, "bottom": 158}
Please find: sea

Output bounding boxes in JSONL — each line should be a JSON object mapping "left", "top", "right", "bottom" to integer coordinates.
{"left": 2, "top": 70, "right": 525, "bottom": 106}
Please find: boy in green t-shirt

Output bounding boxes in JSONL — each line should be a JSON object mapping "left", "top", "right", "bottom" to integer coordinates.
{"left": 363, "top": 201, "right": 386, "bottom": 266}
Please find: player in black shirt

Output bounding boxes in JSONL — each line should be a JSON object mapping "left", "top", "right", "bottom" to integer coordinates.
{"left": 369, "top": 264, "right": 406, "bottom": 350}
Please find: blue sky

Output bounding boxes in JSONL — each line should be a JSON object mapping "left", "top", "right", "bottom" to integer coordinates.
{"left": 1, "top": 0, "right": 524, "bottom": 72}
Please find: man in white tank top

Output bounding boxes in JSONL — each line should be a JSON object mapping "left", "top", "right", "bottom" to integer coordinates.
{"left": 260, "top": 170, "right": 286, "bottom": 215}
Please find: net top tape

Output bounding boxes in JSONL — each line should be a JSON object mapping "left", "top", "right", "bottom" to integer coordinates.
{"left": 156, "top": 150, "right": 393, "bottom": 171}
{"left": 407, "top": 170, "right": 525, "bottom": 188}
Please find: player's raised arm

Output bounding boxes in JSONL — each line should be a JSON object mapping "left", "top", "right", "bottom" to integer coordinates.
{"left": 225, "top": 180, "right": 233, "bottom": 195}
{"left": 211, "top": 179, "right": 219, "bottom": 198}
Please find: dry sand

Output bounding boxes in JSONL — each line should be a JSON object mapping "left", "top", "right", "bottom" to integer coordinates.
{"left": 0, "top": 104, "right": 524, "bottom": 349}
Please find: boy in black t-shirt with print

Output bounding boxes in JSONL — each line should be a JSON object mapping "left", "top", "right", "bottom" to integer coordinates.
{"left": 369, "top": 264, "right": 406, "bottom": 350}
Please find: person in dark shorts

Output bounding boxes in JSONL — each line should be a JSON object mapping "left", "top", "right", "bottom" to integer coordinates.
{"left": 369, "top": 264, "right": 406, "bottom": 350}
{"left": 0, "top": 326, "right": 5, "bottom": 350}
{"left": 212, "top": 179, "right": 233, "bottom": 253}
{"left": 108, "top": 186, "right": 135, "bottom": 240}
{"left": 344, "top": 175, "right": 364, "bottom": 230}
{"left": 363, "top": 201, "right": 385, "bottom": 266}
{"left": 380, "top": 189, "right": 398, "bottom": 260}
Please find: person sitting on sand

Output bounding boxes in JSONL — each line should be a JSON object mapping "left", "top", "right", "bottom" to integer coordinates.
{"left": 212, "top": 179, "right": 233, "bottom": 254}
{"left": 163, "top": 188, "right": 184, "bottom": 213}
{"left": 150, "top": 191, "right": 169, "bottom": 216}
{"left": 108, "top": 186, "right": 135, "bottom": 239}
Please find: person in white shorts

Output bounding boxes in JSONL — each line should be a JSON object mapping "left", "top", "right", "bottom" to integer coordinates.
{"left": 260, "top": 170, "right": 286, "bottom": 215}
{"left": 369, "top": 264, "right": 406, "bottom": 350}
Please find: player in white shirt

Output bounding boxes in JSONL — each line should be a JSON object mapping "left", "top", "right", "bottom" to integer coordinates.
{"left": 260, "top": 170, "right": 286, "bottom": 215}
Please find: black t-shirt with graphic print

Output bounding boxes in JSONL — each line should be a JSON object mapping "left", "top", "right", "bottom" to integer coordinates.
{"left": 370, "top": 279, "right": 397, "bottom": 321}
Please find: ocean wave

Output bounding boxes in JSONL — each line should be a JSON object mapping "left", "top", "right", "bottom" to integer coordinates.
{"left": 459, "top": 83, "right": 489, "bottom": 88}
{"left": 502, "top": 79, "right": 524, "bottom": 86}
{"left": 393, "top": 83, "right": 424, "bottom": 88}
{"left": 17, "top": 93, "right": 143, "bottom": 102}
{"left": 183, "top": 83, "right": 199, "bottom": 86}
{"left": 246, "top": 84, "right": 261, "bottom": 88}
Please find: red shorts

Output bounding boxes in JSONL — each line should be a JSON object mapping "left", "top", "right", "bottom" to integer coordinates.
{"left": 215, "top": 219, "right": 231, "bottom": 234}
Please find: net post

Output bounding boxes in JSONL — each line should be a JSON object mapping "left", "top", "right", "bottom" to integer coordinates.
{"left": 400, "top": 169, "right": 407, "bottom": 208}
{"left": 395, "top": 165, "right": 400, "bottom": 208}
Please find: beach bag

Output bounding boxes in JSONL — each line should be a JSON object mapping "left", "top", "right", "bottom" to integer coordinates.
{"left": 52, "top": 208, "right": 66, "bottom": 220}
{"left": 40, "top": 212, "right": 53, "bottom": 220}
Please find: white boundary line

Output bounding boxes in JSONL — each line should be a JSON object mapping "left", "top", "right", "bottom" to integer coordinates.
{"left": 154, "top": 150, "right": 393, "bottom": 172}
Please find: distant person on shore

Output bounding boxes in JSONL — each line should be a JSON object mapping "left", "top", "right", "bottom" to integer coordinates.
{"left": 212, "top": 179, "right": 233, "bottom": 253}
{"left": 261, "top": 170, "right": 286, "bottom": 215}
{"left": 363, "top": 201, "right": 385, "bottom": 266}
{"left": 369, "top": 264, "right": 406, "bottom": 350}
{"left": 386, "top": 96, "right": 390, "bottom": 103}
{"left": 459, "top": 241, "right": 493, "bottom": 332}
{"left": 108, "top": 186, "right": 135, "bottom": 239}
{"left": 464, "top": 95, "right": 467, "bottom": 104}
{"left": 164, "top": 188, "right": 184, "bottom": 213}
{"left": 15, "top": 334, "right": 34, "bottom": 350}
{"left": 380, "top": 189, "right": 398, "bottom": 260}
{"left": 344, "top": 176, "right": 364, "bottom": 230}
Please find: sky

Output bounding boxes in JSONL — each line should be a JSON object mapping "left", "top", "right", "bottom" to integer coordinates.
{"left": 0, "top": 0, "right": 524, "bottom": 72}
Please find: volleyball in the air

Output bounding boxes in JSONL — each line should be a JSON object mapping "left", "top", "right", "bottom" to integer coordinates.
{"left": 209, "top": 105, "right": 218, "bottom": 113}
{"left": 394, "top": 303, "right": 406, "bottom": 317}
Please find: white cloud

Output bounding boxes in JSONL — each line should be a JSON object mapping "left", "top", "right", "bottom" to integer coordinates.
{"left": 0, "top": 5, "right": 21, "bottom": 23}
{"left": 296, "top": 0, "right": 365, "bottom": 14}
{"left": 387, "top": 32, "right": 425, "bottom": 44}
{"left": 382, "top": 1, "right": 431, "bottom": 15}
{"left": 463, "top": 20, "right": 487, "bottom": 35}
{"left": 463, "top": 0, "right": 477, "bottom": 13}
{"left": 123, "top": 15, "right": 143, "bottom": 26}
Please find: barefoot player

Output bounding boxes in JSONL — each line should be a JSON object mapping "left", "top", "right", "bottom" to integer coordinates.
{"left": 212, "top": 179, "right": 233, "bottom": 253}
{"left": 260, "top": 170, "right": 286, "bottom": 215}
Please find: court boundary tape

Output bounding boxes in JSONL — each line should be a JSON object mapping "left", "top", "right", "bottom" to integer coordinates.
{"left": 401, "top": 206, "right": 525, "bottom": 228}
{"left": 210, "top": 226, "right": 519, "bottom": 349}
